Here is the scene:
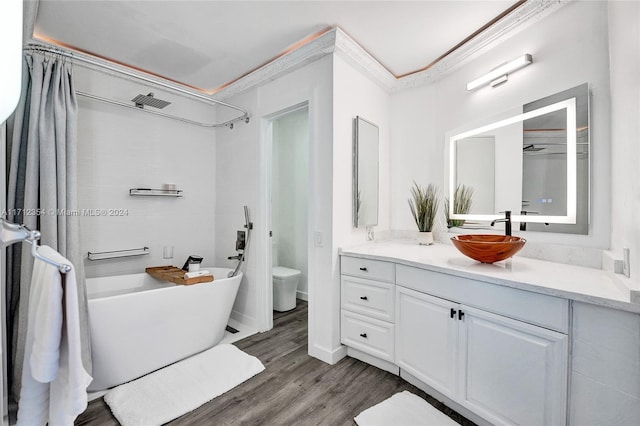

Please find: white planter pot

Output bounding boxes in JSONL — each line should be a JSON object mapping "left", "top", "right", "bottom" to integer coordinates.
{"left": 418, "top": 231, "right": 434, "bottom": 245}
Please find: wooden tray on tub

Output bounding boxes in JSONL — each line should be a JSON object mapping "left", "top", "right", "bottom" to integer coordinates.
{"left": 145, "top": 266, "right": 214, "bottom": 285}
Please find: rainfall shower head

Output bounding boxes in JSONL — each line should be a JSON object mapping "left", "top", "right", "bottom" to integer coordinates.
{"left": 131, "top": 92, "right": 171, "bottom": 109}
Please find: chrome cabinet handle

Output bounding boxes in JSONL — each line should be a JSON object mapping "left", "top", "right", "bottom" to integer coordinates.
{"left": 360, "top": 296, "right": 368, "bottom": 301}
{"left": 359, "top": 267, "right": 368, "bottom": 271}
{"left": 360, "top": 333, "right": 367, "bottom": 338}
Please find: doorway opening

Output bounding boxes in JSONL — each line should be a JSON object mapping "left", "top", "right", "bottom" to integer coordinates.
{"left": 268, "top": 105, "right": 309, "bottom": 326}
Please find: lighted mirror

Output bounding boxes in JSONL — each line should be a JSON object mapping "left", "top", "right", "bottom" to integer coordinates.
{"left": 449, "top": 84, "right": 589, "bottom": 233}
{"left": 353, "top": 116, "right": 379, "bottom": 228}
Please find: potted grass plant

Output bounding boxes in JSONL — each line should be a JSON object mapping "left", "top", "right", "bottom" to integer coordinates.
{"left": 408, "top": 181, "right": 439, "bottom": 245}
{"left": 445, "top": 184, "right": 474, "bottom": 228}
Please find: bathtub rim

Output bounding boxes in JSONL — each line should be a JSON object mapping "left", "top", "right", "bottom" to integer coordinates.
{"left": 86, "top": 267, "right": 242, "bottom": 301}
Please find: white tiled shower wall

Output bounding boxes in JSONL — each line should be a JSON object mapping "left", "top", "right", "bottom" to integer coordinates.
{"left": 75, "top": 68, "right": 217, "bottom": 278}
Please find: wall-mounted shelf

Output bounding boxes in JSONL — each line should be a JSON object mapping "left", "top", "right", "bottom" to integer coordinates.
{"left": 129, "top": 188, "right": 183, "bottom": 197}
{"left": 88, "top": 246, "right": 150, "bottom": 261}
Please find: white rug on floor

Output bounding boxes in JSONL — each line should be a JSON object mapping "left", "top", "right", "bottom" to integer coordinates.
{"left": 355, "top": 391, "right": 458, "bottom": 426}
{"left": 104, "top": 344, "right": 265, "bottom": 426}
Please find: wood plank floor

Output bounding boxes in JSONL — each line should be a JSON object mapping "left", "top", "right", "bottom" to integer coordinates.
{"left": 76, "top": 301, "right": 475, "bottom": 425}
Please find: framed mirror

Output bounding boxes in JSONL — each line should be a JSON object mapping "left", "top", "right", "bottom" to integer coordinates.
{"left": 353, "top": 116, "right": 379, "bottom": 228}
{"left": 448, "top": 84, "right": 589, "bottom": 233}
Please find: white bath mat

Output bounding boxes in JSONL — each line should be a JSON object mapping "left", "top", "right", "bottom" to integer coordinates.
{"left": 355, "top": 391, "right": 458, "bottom": 426}
{"left": 104, "top": 344, "right": 265, "bottom": 426}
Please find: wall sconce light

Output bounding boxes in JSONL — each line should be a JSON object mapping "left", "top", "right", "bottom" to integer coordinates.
{"left": 466, "top": 54, "right": 533, "bottom": 91}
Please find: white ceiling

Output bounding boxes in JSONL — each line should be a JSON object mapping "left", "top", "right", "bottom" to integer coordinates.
{"left": 33, "top": 0, "right": 518, "bottom": 93}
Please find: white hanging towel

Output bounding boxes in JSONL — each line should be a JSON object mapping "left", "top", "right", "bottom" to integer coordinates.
{"left": 16, "top": 245, "right": 92, "bottom": 426}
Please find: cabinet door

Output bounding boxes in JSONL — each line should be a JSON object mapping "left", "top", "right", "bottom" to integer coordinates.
{"left": 458, "top": 305, "right": 568, "bottom": 426}
{"left": 396, "top": 286, "right": 459, "bottom": 398}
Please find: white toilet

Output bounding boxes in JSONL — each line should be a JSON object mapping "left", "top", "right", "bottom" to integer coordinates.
{"left": 272, "top": 242, "right": 301, "bottom": 312}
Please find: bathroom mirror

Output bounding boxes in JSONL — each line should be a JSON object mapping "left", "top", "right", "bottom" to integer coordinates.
{"left": 449, "top": 83, "right": 589, "bottom": 232}
{"left": 353, "top": 116, "right": 379, "bottom": 228}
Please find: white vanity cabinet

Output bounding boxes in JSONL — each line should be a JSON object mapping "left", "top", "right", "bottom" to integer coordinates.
{"left": 340, "top": 256, "right": 397, "bottom": 372}
{"left": 340, "top": 253, "right": 571, "bottom": 426}
{"left": 396, "top": 267, "right": 568, "bottom": 426}
{"left": 340, "top": 242, "right": 640, "bottom": 426}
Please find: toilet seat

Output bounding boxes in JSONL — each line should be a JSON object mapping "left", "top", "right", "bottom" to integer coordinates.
{"left": 273, "top": 266, "right": 300, "bottom": 278}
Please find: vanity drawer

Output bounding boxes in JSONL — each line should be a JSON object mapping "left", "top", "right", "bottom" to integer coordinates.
{"left": 396, "top": 265, "right": 569, "bottom": 334}
{"left": 341, "top": 276, "right": 395, "bottom": 322}
{"left": 341, "top": 310, "right": 395, "bottom": 362}
{"left": 341, "top": 256, "right": 395, "bottom": 283}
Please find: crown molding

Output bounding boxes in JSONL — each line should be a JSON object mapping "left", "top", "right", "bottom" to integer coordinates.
{"left": 213, "top": 26, "right": 396, "bottom": 99}
{"left": 333, "top": 28, "right": 396, "bottom": 91}
{"left": 215, "top": 0, "right": 569, "bottom": 100}
{"left": 211, "top": 29, "right": 338, "bottom": 100}
{"left": 394, "top": 0, "right": 571, "bottom": 91}
{"left": 27, "top": 0, "right": 569, "bottom": 103}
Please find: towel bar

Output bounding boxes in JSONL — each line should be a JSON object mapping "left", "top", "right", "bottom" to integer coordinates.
{"left": 88, "top": 246, "right": 150, "bottom": 261}
{"left": 129, "top": 188, "right": 183, "bottom": 197}
{"left": 0, "top": 220, "right": 72, "bottom": 273}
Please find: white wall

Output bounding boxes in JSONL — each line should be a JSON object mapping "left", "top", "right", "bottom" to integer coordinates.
{"left": 215, "top": 56, "right": 337, "bottom": 363}
{"left": 391, "top": 1, "right": 611, "bottom": 264}
{"left": 213, "top": 88, "right": 260, "bottom": 328}
{"left": 333, "top": 52, "right": 391, "bottom": 245}
{"left": 215, "top": 50, "right": 390, "bottom": 364}
{"left": 608, "top": 1, "right": 640, "bottom": 280}
{"left": 273, "top": 108, "right": 309, "bottom": 299}
{"left": 75, "top": 67, "right": 217, "bottom": 277}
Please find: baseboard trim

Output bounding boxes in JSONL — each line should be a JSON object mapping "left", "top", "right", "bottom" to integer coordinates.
{"left": 309, "top": 343, "right": 347, "bottom": 365}
{"left": 296, "top": 290, "right": 309, "bottom": 301}
{"left": 229, "top": 309, "right": 260, "bottom": 331}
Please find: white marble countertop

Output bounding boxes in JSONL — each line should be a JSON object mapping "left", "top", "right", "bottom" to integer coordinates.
{"left": 339, "top": 240, "right": 640, "bottom": 314}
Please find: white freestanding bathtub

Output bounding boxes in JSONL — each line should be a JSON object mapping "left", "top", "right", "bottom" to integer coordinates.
{"left": 86, "top": 267, "right": 242, "bottom": 391}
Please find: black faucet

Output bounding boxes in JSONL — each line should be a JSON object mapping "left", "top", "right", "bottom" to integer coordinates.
{"left": 520, "top": 210, "right": 531, "bottom": 231}
{"left": 490, "top": 211, "right": 512, "bottom": 236}
{"left": 519, "top": 210, "right": 541, "bottom": 231}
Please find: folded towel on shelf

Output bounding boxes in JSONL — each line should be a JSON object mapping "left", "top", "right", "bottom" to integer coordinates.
{"left": 184, "top": 270, "right": 211, "bottom": 279}
{"left": 17, "top": 246, "right": 92, "bottom": 426}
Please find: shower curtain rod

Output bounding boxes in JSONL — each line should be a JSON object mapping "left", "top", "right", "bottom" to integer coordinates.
{"left": 75, "top": 90, "right": 239, "bottom": 128}
{"left": 26, "top": 44, "right": 250, "bottom": 129}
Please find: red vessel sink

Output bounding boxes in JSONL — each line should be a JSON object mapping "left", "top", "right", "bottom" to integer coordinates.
{"left": 451, "top": 234, "right": 526, "bottom": 264}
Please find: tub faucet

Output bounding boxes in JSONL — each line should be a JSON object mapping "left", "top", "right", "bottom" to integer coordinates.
{"left": 227, "top": 205, "right": 253, "bottom": 278}
{"left": 490, "top": 211, "right": 512, "bottom": 236}
{"left": 227, "top": 253, "right": 244, "bottom": 278}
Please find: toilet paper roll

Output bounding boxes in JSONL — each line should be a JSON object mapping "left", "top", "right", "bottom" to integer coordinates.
{"left": 184, "top": 270, "right": 211, "bottom": 279}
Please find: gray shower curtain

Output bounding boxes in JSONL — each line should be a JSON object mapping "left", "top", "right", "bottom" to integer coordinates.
{"left": 6, "top": 51, "right": 91, "bottom": 398}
